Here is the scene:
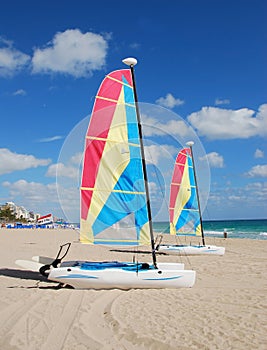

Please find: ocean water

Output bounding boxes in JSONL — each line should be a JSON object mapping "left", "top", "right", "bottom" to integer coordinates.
{"left": 152, "top": 219, "right": 267, "bottom": 240}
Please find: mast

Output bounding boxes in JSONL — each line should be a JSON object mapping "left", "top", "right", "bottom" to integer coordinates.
{"left": 122, "top": 57, "right": 157, "bottom": 268}
{"left": 186, "top": 141, "right": 206, "bottom": 246}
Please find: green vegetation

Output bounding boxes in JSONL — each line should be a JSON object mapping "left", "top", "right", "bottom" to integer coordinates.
{"left": 0, "top": 205, "right": 29, "bottom": 222}
{"left": 0, "top": 206, "right": 16, "bottom": 221}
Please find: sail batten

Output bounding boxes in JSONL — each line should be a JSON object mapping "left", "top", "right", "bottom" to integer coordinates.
{"left": 176, "top": 162, "right": 193, "bottom": 168}
{"left": 80, "top": 69, "right": 150, "bottom": 246}
{"left": 86, "top": 135, "right": 140, "bottom": 147}
{"left": 171, "top": 182, "right": 196, "bottom": 187}
{"left": 81, "top": 187, "right": 146, "bottom": 195}
{"left": 169, "top": 207, "right": 199, "bottom": 212}
{"left": 96, "top": 95, "right": 136, "bottom": 107}
{"left": 169, "top": 147, "right": 201, "bottom": 236}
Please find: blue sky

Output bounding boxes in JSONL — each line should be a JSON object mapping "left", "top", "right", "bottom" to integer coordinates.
{"left": 0, "top": 0, "right": 266, "bottom": 222}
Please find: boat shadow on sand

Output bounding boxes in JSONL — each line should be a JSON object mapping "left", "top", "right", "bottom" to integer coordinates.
{"left": 0, "top": 268, "right": 66, "bottom": 289}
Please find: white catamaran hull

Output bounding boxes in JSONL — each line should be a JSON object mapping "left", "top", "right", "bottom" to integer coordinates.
{"left": 158, "top": 244, "right": 225, "bottom": 256}
{"left": 48, "top": 261, "right": 195, "bottom": 289}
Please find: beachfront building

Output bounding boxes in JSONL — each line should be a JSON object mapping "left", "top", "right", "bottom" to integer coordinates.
{"left": 0, "top": 202, "right": 40, "bottom": 223}
{"left": 0, "top": 201, "right": 68, "bottom": 228}
{"left": 5, "top": 202, "right": 29, "bottom": 220}
{"left": 17, "top": 206, "right": 30, "bottom": 221}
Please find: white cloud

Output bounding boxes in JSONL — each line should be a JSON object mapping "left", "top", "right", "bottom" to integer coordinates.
{"left": 129, "top": 42, "right": 140, "bottom": 49}
{"left": 148, "top": 181, "right": 158, "bottom": 196}
{"left": 187, "top": 104, "right": 267, "bottom": 140}
{"left": 0, "top": 38, "right": 30, "bottom": 77}
{"left": 13, "top": 89, "right": 26, "bottom": 96}
{"left": 200, "top": 152, "right": 224, "bottom": 168}
{"left": 228, "top": 195, "right": 242, "bottom": 201}
{"left": 142, "top": 114, "right": 191, "bottom": 137}
{"left": 244, "top": 182, "right": 267, "bottom": 201}
{"left": 0, "top": 148, "right": 51, "bottom": 175}
{"left": 46, "top": 163, "right": 77, "bottom": 179}
{"left": 245, "top": 164, "right": 267, "bottom": 178}
{"left": 144, "top": 145, "right": 161, "bottom": 165}
{"left": 245, "top": 181, "right": 266, "bottom": 191}
{"left": 215, "top": 98, "right": 230, "bottom": 105}
{"left": 46, "top": 152, "right": 83, "bottom": 179}
{"left": 2, "top": 179, "right": 57, "bottom": 203}
{"left": 254, "top": 149, "right": 264, "bottom": 158}
{"left": 156, "top": 93, "right": 184, "bottom": 109}
{"left": 70, "top": 152, "right": 83, "bottom": 165}
{"left": 208, "top": 181, "right": 267, "bottom": 219}
{"left": 37, "top": 135, "right": 63, "bottom": 142}
{"left": 144, "top": 144, "right": 176, "bottom": 165}
{"left": 32, "top": 29, "right": 108, "bottom": 77}
{"left": 2, "top": 179, "right": 80, "bottom": 220}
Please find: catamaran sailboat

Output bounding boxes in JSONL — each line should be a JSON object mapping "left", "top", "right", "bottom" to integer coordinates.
{"left": 156, "top": 142, "right": 225, "bottom": 256}
{"left": 16, "top": 58, "right": 196, "bottom": 289}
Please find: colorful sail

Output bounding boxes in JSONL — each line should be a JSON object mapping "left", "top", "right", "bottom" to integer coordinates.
{"left": 169, "top": 147, "right": 201, "bottom": 236}
{"left": 80, "top": 69, "right": 150, "bottom": 245}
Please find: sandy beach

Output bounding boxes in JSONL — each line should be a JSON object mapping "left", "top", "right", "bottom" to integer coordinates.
{"left": 0, "top": 228, "right": 266, "bottom": 350}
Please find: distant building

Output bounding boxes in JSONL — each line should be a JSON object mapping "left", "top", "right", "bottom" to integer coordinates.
{"left": 1, "top": 202, "right": 46, "bottom": 223}
{"left": 0, "top": 202, "right": 59, "bottom": 226}
{"left": 5, "top": 202, "right": 30, "bottom": 220}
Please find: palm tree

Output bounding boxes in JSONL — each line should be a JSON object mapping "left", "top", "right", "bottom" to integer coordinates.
{"left": 0, "top": 206, "right": 17, "bottom": 222}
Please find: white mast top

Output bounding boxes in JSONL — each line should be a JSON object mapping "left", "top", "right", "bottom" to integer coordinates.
{"left": 122, "top": 57, "right": 138, "bottom": 66}
{"left": 186, "top": 141, "right": 195, "bottom": 147}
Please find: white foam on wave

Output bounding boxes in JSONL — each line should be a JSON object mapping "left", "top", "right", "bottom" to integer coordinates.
{"left": 205, "top": 230, "right": 234, "bottom": 236}
{"left": 205, "top": 231, "right": 223, "bottom": 236}
{"left": 259, "top": 232, "right": 267, "bottom": 236}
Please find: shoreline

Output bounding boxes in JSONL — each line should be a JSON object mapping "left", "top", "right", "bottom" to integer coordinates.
{"left": 0, "top": 228, "right": 266, "bottom": 349}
